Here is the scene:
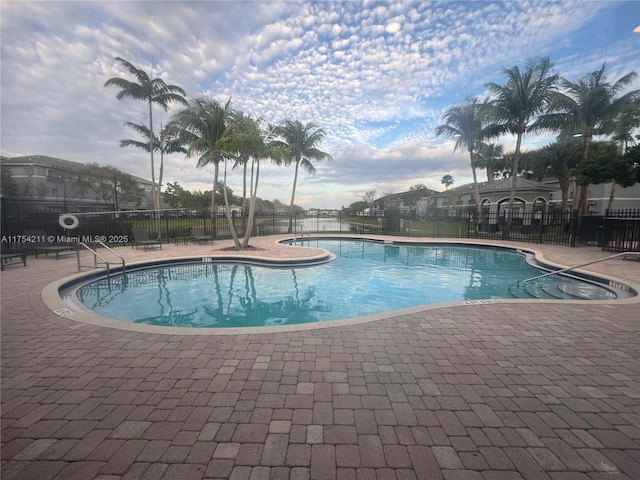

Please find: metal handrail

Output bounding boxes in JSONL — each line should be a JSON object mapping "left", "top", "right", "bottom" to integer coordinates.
{"left": 97, "top": 241, "right": 126, "bottom": 273}
{"left": 77, "top": 241, "right": 126, "bottom": 276}
{"left": 521, "top": 251, "right": 639, "bottom": 285}
{"left": 293, "top": 225, "right": 311, "bottom": 240}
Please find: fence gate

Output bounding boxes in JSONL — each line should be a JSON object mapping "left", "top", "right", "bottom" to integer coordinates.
{"left": 601, "top": 209, "right": 640, "bottom": 252}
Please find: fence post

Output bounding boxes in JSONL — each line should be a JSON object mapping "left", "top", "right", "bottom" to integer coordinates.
{"left": 570, "top": 210, "right": 578, "bottom": 247}
{"left": 601, "top": 209, "right": 609, "bottom": 251}
{"left": 538, "top": 211, "right": 544, "bottom": 244}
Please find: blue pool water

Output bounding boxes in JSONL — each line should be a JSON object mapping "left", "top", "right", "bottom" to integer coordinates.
{"left": 74, "top": 239, "right": 615, "bottom": 328}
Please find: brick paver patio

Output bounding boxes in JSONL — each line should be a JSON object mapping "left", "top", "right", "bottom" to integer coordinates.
{"left": 1, "top": 235, "right": 639, "bottom": 479}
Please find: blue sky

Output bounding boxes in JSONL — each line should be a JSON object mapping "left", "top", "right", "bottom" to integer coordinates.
{"left": 1, "top": 1, "right": 639, "bottom": 209}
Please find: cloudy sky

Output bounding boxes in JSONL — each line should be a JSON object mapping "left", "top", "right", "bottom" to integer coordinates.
{"left": 1, "top": 1, "right": 639, "bottom": 209}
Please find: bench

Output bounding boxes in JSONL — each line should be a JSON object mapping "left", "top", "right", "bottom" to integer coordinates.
{"left": 1, "top": 244, "right": 27, "bottom": 271}
{"left": 23, "top": 230, "right": 76, "bottom": 259}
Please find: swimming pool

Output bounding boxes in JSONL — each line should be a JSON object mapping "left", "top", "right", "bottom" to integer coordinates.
{"left": 70, "top": 239, "right": 619, "bottom": 328}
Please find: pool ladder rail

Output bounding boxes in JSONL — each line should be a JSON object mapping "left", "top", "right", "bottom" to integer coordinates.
{"left": 519, "top": 251, "right": 639, "bottom": 285}
{"left": 296, "top": 225, "right": 310, "bottom": 239}
{"left": 511, "top": 251, "right": 639, "bottom": 300}
{"left": 77, "top": 241, "right": 126, "bottom": 277}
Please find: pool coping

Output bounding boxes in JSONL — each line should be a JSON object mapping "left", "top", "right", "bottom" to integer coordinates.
{"left": 41, "top": 237, "right": 640, "bottom": 336}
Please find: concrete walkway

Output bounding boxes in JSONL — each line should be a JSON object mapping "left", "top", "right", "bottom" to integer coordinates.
{"left": 1, "top": 235, "right": 639, "bottom": 480}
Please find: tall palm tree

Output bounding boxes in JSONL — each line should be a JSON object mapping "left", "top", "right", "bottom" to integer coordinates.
{"left": 120, "top": 121, "right": 186, "bottom": 236}
{"left": 240, "top": 120, "right": 282, "bottom": 248}
{"left": 217, "top": 112, "right": 281, "bottom": 249}
{"left": 104, "top": 57, "right": 187, "bottom": 221}
{"left": 541, "top": 63, "right": 639, "bottom": 214}
{"left": 435, "top": 97, "right": 493, "bottom": 217}
{"left": 172, "top": 97, "right": 231, "bottom": 236}
{"left": 221, "top": 111, "right": 263, "bottom": 231}
{"left": 484, "top": 56, "right": 559, "bottom": 234}
{"left": 274, "top": 120, "right": 332, "bottom": 233}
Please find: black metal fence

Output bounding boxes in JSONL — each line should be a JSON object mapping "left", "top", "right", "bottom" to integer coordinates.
{"left": 600, "top": 209, "right": 640, "bottom": 253}
{"left": 2, "top": 196, "right": 639, "bottom": 253}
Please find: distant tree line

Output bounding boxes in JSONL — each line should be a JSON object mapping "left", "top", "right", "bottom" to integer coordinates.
{"left": 163, "top": 181, "right": 304, "bottom": 216}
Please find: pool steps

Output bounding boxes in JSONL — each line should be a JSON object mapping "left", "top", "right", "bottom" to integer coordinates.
{"left": 509, "top": 277, "right": 618, "bottom": 300}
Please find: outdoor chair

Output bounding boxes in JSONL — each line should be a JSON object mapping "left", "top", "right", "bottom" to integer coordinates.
{"left": 191, "top": 228, "right": 213, "bottom": 244}
{"left": 131, "top": 227, "right": 162, "bottom": 251}
{"left": 1, "top": 242, "right": 27, "bottom": 271}
{"left": 23, "top": 229, "right": 76, "bottom": 259}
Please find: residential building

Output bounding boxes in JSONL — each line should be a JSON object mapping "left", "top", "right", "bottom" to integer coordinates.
{"left": 216, "top": 204, "right": 243, "bottom": 217}
{"left": 414, "top": 176, "right": 640, "bottom": 220}
{"left": 0, "top": 155, "right": 154, "bottom": 213}
{"left": 372, "top": 187, "right": 439, "bottom": 217}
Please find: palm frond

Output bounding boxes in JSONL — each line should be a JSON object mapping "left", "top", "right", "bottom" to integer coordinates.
{"left": 299, "top": 158, "right": 317, "bottom": 175}
{"left": 119, "top": 138, "right": 151, "bottom": 151}
{"left": 123, "top": 121, "right": 151, "bottom": 137}
{"left": 113, "top": 57, "right": 150, "bottom": 85}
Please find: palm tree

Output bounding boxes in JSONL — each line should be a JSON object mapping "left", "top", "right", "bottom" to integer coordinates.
{"left": 484, "top": 56, "right": 559, "bottom": 235}
{"left": 240, "top": 120, "right": 282, "bottom": 248}
{"left": 104, "top": 57, "right": 187, "bottom": 223}
{"left": 440, "top": 174, "right": 454, "bottom": 190}
{"left": 218, "top": 112, "right": 283, "bottom": 249}
{"left": 541, "top": 63, "right": 639, "bottom": 214}
{"left": 612, "top": 103, "right": 640, "bottom": 152}
{"left": 274, "top": 120, "right": 333, "bottom": 233}
{"left": 222, "top": 111, "right": 264, "bottom": 231}
{"left": 475, "top": 143, "right": 504, "bottom": 183}
{"left": 435, "top": 97, "right": 493, "bottom": 217}
{"left": 531, "top": 141, "right": 581, "bottom": 213}
{"left": 610, "top": 107, "right": 640, "bottom": 210}
{"left": 172, "top": 97, "right": 232, "bottom": 236}
{"left": 120, "top": 121, "right": 185, "bottom": 236}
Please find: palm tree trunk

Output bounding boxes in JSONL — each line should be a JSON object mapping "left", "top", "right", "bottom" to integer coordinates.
{"left": 576, "top": 135, "right": 592, "bottom": 216}
{"left": 148, "top": 101, "right": 161, "bottom": 238}
{"left": 241, "top": 158, "right": 259, "bottom": 249}
{"left": 288, "top": 159, "right": 300, "bottom": 234}
{"left": 211, "top": 162, "right": 219, "bottom": 237}
{"left": 607, "top": 182, "right": 617, "bottom": 212}
{"left": 223, "top": 162, "right": 241, "bottom": 249}
{"left": 157, "top": 150, "right": 164, "bottom": 231}
{"left": 469, "top": 150, "right": 480, "bottom": 223}
{"left": 559, "top": 167, "right": 571, "bottom": 213}
{"left": 241, "top": 160, "right": 248, "bottom": 233}
{"left": 506, "top": 133, "right": 523, "bottom": 238}
{"left": 149, "top": 63, "right": 158, "bottom": 229}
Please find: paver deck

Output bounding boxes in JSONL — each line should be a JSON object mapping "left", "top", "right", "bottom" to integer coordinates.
{"left": 1, "top": 235, "right": 639, "bottom": 480}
